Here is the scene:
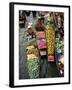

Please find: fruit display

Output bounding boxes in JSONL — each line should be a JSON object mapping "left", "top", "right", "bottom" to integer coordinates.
{"left": 27, "top": 54, "right": 38, "bottom": 60}
{"left": 44, "top": 13, "right": 55, "bottom": 61}
{"left": 26, "top": 47, "right": 39, "bottom": 57}
{"left": 26, "top": 45, "right": 34, "bottom": 50}
{"left": 26, "top": 43, "right": 39, "bottom": 79}
{"left": 45, "top": 24, "right": 55, "bottom": 55}
{"left": 26, "top": 45, "right": 40, "bottom": 78}
{"left": 55, "top": 12, "right": 64, "bottom": 76}
{"left": 25, "top": 23, "right": 40, "bottom": 79}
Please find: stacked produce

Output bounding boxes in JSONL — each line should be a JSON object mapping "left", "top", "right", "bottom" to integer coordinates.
{"left": 26, "top": 46, "right": 39, "bottom": 57}
{"left": 46, "top": 25, "right": 55, "bottom": 55}
{"left": 26, "top": 24, "right": 40, "bottom": 79}
{"left": 55, "top": 12, "right": 64, "bottom": 76}
{"left": 45, "top": 13, "right": 55, "bottom": 61}
{"left": 27, "top": 57, "right": 39, "bottom": 79}
{"left": 26, "top": 45, "right": 40, "bottom": 79}
{"left": 55, "top": 37, "right": 64, "bottom": 54}
{"left": 55, "top": 32, "right": 64, "bottom": 76}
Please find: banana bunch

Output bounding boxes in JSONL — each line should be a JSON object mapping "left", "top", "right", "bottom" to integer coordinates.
{"left": 26, "top": 48, "right": 39, "bottom": 56}
{"left": 27, "top": 54, "right": 38, "bottom": 60}
{"left": 45, "top": 25, "right": 55, "bottom": 55}
{"left": 26, "top": 45, "right": 34, "bottom": 50}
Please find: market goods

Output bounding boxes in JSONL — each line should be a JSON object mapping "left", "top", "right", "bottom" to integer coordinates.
{"left": 37, "top": 39, "right": 47, "bottom": 49}
{"left": 26, "top": 45, "right": 34, "bottom": 50}
{"left": 55, "top": 37, "right": 64, "bottom": 53}
{"left": 27, "top": 54, "right": 38, "bottom": 60}
{"left": 27, "top": 57, "right": 39, "bottom": 79}
{"left": 26, "top": 48, "right": 39, "bottom": 56}
{"left": 45, "top": 25, "right": 55, "bottom": 55}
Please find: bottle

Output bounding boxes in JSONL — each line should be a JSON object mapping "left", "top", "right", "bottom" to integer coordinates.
{"left": 45, "top": 12, "right": 55, "bottom": 62}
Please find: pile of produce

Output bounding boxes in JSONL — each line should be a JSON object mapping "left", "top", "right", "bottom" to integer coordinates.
{"left": 55, "top": 32, "right": 64, "bottom": 76}
{"left": 55, "top": 37, "right": 64, "bottom": 53}
{"left": 27, "top": 57, "right": 39, "bottom": 79}
{"left": 26, "top": 45, "right": 39, "bottom": 79}
{"left": 45, "top": 24, "right": 55, "bottom": 55}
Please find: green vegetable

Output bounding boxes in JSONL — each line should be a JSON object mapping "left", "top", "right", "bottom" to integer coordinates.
{"left": 27, "top": 58, "right": 40, "bottom": 79}
{"left": 55, "top": 37, "right": 64, "bottom": 53}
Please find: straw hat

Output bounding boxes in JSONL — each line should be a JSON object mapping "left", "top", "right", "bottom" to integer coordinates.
{"left": 27, "top": 22, "right": 33, "bottom": 29}
{"left": 28, "top": 22, "right": 33, "bottom": 26}
{"left": 37, "top": 16, "right": 41, "bottom": 19}
{"left": 27, "top": 25, "right": 32, "bottom": 29}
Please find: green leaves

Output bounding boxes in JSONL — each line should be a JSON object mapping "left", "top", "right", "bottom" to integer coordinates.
{"left": 27, "top": 58, "right": 40, "bottom": 79}
{"left": 55, "top": 37, "right": 64, "bottom": 53}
